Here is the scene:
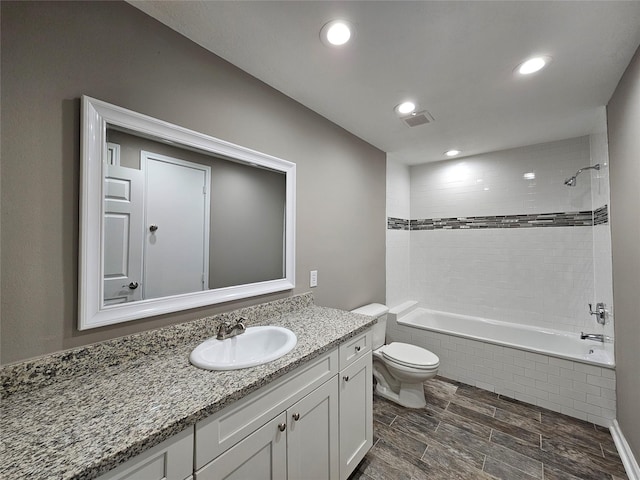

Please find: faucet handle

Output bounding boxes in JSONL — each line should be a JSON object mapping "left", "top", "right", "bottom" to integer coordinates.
{"left": 588, "top": 302, "right": 606, "bottom": 325}
{"left": 235, "top": 318, "right": 246, "bottom": 333}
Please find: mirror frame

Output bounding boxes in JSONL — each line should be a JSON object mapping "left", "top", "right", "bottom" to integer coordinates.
{"left": 79, "top": 96, "right": 296, "bottom": 330}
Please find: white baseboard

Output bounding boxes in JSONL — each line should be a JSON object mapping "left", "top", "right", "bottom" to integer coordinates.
{"left": 610, "top": 420, "right": 640, "bottom": 480}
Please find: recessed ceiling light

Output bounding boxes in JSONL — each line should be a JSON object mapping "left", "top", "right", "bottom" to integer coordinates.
{"left": 320, "top": 20, "right": 352, "bottom": 47}
{"left": 395, "top": 101, "right": 416, "bottom": 115}
{"left": 445, "top": 149, "right": 461, "bottom": 157}
{"left": 523, "top": 172, "right": 536, "bottom": 180}
{"left": 516, "top": 56, "right": 552, "bottom": 75}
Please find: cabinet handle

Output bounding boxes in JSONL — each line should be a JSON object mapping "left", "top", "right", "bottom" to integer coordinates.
{"left": 343, "top": 375, "right": 350, "bottom": 382}
{"left": 292, "top": 413, "right": 300, "bottom": 421}
{"left": 355, "top": 346, "right": 361, "bottom": 352}
{"left": 278, "top": 422, "right": 286, "bottom": 432}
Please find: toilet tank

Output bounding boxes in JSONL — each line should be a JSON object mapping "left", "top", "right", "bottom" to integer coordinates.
{"left": 351, "top": 303, "right": 389, "bottom": 349}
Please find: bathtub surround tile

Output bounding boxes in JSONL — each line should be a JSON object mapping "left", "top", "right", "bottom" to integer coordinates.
{"left": 403, "top": 226, "right": 596, "bottom": 334}
{"left": 387, "top": 320, "right": 617, "bottom": 426}
{"left": 358, "top": 378, "right": 628, "bottom": 480}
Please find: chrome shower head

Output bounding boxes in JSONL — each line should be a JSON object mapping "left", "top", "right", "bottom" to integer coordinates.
{"left": 564, "top": 164, "right": 600, "bottom": 187}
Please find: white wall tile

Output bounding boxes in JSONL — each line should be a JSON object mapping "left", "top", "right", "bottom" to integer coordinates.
{"left": 385, "top": 135, "right": 617, "bottom": 427}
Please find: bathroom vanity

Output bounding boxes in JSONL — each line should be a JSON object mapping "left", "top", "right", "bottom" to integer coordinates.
{"left": 0, "top": 294, "right": 375, "bottom": 480}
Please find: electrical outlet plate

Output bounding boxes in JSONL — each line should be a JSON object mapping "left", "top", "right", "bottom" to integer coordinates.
{"left": 310, "top": 270, "right": 318, "bottom": 288}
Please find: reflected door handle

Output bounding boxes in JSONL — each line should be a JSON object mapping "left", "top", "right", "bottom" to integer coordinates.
{"left": 127, "top": 282, "right": 139, "bottom": 290}
{"left": 149, "top": 225, "right": 158, "bottom": 232}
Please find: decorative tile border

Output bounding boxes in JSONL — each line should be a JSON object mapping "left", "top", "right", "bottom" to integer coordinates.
{"left": 387, "top": 217, "right": 410, "bottom": 230}
{"left": 388, "top": 205, "right": 608, "bottom": 231}
{"left": 594, "top": 205, "right": 609, "bottom": 226}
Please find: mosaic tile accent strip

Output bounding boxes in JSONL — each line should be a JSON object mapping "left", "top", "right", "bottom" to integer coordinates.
{"left": 388, "top": 206, "right": 608, "bottom": 231}
{"left": 387, "top": 217, "right": 410, "bottom": 230}
{"left": 594, "top": 205, "right": 609, "bottom": 225}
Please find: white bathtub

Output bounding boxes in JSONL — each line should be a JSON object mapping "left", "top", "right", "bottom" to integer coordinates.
{"left": 387, "top": 301, "right": 617, "bottom": 426}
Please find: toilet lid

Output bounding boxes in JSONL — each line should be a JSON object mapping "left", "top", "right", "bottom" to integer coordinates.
{"left": 380, "top": 342, "right": 440, "bottom": 369}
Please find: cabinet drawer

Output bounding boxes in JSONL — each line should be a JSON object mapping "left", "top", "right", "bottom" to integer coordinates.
{"left": 196, "top": 349, "right": 338, "bottom": 468}
{"left": 339, "top": 330, "right": 371, "bottom": 370}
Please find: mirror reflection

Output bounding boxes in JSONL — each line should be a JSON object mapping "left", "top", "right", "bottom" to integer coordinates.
{"left": 104, "top": 127, "right": 287, "bottom": 305}
{"left": 79, "top": 95, "right": 295, "bottom": 330}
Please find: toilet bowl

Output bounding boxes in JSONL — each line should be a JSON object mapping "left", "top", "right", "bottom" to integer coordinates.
{"left": 352, "top": 303, "right": 440, "bottom": 408}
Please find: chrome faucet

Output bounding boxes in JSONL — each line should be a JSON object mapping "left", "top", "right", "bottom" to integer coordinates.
{"left": 217, "top": 318, "right": 247, "bottom": 340}
{"left": 580, "top": 332, "right": 604, "bottom": 342}
{"left": 588, "top": 302, "right": 607, "bottom": 325}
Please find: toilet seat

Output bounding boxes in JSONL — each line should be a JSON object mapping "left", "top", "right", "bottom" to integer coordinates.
{"left": 379, "top": 342, "right": 440, "bottom": 370}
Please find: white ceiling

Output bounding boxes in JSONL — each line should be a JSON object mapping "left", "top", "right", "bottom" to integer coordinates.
{"left": 129, "top": 1, "right": 640, "bottom": 165}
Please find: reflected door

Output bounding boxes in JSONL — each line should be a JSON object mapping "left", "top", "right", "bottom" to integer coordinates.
{"left": 103, "top": 145, "right": 144, "bottom": 305}
{"left": 142, "top": 151, "right": 211, "bottom": 299}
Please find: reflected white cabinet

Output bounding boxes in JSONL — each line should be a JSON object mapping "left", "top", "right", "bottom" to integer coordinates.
{"left": 97, "top": 427, "right": 193, "bottom": 480}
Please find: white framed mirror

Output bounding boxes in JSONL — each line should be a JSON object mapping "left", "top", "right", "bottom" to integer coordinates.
{"left": 79, "top": 96, "right": 296, "bottom": 330}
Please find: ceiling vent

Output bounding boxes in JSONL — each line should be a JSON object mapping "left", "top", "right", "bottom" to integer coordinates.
{"left": 401, "top": 110, "right": 434, "bottom": 127}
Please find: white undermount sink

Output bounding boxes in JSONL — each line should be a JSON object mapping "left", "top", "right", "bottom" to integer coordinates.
{"left": 189, "top": 326, "right": 297, "bottom": 371}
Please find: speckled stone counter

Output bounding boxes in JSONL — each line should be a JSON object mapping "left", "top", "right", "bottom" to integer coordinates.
{"left": 0, "top": 293, "right": 376, "bottom": 480}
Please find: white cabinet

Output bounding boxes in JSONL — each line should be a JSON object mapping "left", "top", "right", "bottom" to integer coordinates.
{"left": 339, "top": 352, "right": 373, "bottom": 480}
{"left": 196, "top": 413, "right": 287, "bottom": 480}
{"left": 195, "top": 351, "right": 341, "bottom": 480}
{"left": 287, "top": 376, "right": 339, "bottom": 480}
{"left": 99, "top": 328, "right": 372, "bottom": 480}
{"left": 97, "top": 427, "right": 193, "bottom": 480}
{"left": 197, "top": 376, "right": 340, "bottom": 480}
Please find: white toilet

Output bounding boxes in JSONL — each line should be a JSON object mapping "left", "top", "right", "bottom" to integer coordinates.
{"left": 352, "top": 303, "right": 439, "bottom": 408}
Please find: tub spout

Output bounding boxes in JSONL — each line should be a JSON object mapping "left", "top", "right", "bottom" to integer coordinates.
{"left": 580, "top": 332, "right": 604, "bottom": 342}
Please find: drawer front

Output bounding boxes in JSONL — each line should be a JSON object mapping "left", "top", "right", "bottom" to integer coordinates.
{"left": 339, "top": 330, "right": 371, "bottom": 370}
{"left": 195, "top": 349, "right": 338, "bottom": 468}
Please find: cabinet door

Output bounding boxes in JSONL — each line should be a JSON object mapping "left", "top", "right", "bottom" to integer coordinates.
{"left": 195, "top": 413, "right": 287, "bottom": 480}
{"left": 97, "top": 427, "right": 193, "bottom": 480}
{"left": 287, "top": 376, "right": 339, "bottom": 480}
{"left": 339, "top": 351, "right": 373, "bottom": 480}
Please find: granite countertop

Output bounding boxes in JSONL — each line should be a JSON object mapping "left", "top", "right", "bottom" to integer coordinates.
{"left": 0, "top": 294, "right": 376, "bottom": 480}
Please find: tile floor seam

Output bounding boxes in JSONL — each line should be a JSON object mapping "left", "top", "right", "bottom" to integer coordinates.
{"left": 353, "top": 378, "right": 627, "bottom": 480}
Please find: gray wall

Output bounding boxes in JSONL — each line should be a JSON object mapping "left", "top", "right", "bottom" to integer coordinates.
{"left": 0, "top": 1, "right": 386, "bottom": 364}
{"left": 607, "top": 46, "right": 640, "bottom": 459}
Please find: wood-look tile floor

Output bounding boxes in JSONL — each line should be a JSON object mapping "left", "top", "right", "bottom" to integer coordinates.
{"left": 350, "top": 376, "right": 628, "bottom": 480}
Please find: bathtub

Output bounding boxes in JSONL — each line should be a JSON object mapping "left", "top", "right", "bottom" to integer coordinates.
{"left": 386, "top": 301, "right": 617, "bottom": 427}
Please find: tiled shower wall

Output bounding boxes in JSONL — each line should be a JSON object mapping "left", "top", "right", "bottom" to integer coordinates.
{"left": 386, "top": 136, "right": 613, "bottom": 335}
